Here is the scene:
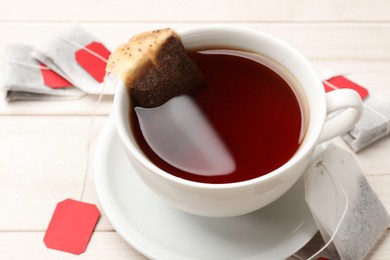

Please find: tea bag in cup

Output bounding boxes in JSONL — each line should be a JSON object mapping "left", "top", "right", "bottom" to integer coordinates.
{"left": 135, "top": 95, "right": 236, "bottom": 176}
{"left": 0, "top": 44, "right": 84, "bottom": 101}
{"left": 305, "top": 144, "right": 390, "bottom": 259}
{"left": 33, "top": 24, "right": 114, "bottom": 95}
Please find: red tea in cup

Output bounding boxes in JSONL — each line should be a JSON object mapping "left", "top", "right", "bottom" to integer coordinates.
{"left": 113, "top": 26, "right": 362, "bottom": 217}
{"left": 130, "top": 49, "right": 306, "bottom": 184}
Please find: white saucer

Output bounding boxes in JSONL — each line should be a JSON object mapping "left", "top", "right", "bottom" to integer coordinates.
{"left": 94, "top": 115, "right": 317, "bottom": 260}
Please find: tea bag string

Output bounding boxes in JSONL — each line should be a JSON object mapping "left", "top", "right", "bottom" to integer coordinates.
{"left": 304, "top": 164, "right": 349, "bottom": 260}
{"left": 78, "top": 72, "right": 107, "bottom": 201}
{"left": 57, "top": 35, "right": 108, "bottom": 63}
{"left": 0, "top": 58, "right": 50, "bottom": 70}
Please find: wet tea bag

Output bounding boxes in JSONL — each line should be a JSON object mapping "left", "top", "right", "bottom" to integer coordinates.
{"left": 305, "top": 144, "right": 390, "bottom": 259}
{"left": 33, "top": 25, "right": 114, "bottom": 95}
{"left": 106, "top": 28, "right": 233, "bottom": 176}
{"left": 0, "top": 44, "right": 84, "bottom": 101}
{"left": 135, "top": 95, "right": 235, "bottom": 176}
{"left": 323, "top": 75, "right": 390, "bottom": 152}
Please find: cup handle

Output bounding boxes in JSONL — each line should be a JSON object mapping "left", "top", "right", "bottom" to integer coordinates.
{"left": 318, "top": 89, "right": 363, "bottom": 143}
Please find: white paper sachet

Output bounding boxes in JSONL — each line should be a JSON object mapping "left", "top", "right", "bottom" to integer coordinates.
{"left": 343, "top": 90, "right": 390, "bottom": 152}
{"left": 305, "top": 144, "right": 390, "bottom": 259}
{"left": 322, "top": 74, "right": 390, "bottom": 152}
{"left": 33, "top": 25, "right": 114, "bottom": 95}
{"left": 0, "top": 44, "right": 84, "bottom": 101}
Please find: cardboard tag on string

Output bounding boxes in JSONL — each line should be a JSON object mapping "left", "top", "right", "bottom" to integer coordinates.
{"left": 39, "top": 62, "right": 73, "bottom": 89}
{"left": 323, "top": 75, "right": 369, "bottom": 100}
{"left": 44, "top": 199, "right": 100, "bottom": 255}
{"left": 75, "top": 42, "right": 111, "bottom": 83}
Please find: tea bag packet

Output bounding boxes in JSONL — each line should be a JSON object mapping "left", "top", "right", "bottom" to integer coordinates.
{"left": 0, "top": 44, "right": 84, "bottom": 101}
{"left": 323, "top": 75, "right": 390, "bottom": 152}
{"left": 305, "top": 144, "right": 390, "bottom": 259}
{"left": 33, "top": 25, "right": 114, "bottom": 95}
{"left": 343, "top": 90, "right": 390, "bottom": 152}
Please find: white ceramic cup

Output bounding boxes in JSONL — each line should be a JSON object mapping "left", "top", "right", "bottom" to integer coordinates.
{"left": 114, "top": 25, "right": 362, "bottom": 217}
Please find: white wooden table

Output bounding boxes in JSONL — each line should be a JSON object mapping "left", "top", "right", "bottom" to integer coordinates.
{"left": 0, "top": 0, "right": 389, "bottom": 259}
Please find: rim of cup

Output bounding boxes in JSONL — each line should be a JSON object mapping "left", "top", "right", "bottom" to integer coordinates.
{"left": 114, "top": 25, "right": 326, "bottom": 190}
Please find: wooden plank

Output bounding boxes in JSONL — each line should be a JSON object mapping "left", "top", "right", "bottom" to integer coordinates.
{"left": 1, "top": 22, "right": 390, "bottom": 60}
{"left": 0, "top": 0, "right": 388, "bottom": 258}
{"left": 0, "top": 95, "right": 113, "bottom": 116}
{"left": 0, "top": 230, "right": 388, "bottom": 259}
{"left": 0, "top": 231, "right": 146, "bottom": 259}
{"left": 2, "top": 58, "right": 389, "bottom": 116}
{"left": 0, "top": 119, "right": 389, "bottom": 257}
{"left": 0, "top": 23, "right": 389, "bottom": 115}
{"left": 82, "top": 128, "right": 119, "bottom": 231}
{"left": 0, "top": 0, "right": 389, "bottom": 22}
{"left": 0, "top": 116, "right": 113, "bottom": 231}
{"left": 332, "top": 136, "right": 390, "bottom": 176}
{"left": 1, "top": 116, "right": 388, "bottom": 232}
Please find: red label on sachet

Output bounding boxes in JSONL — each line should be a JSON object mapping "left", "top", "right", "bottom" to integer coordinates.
{"left": 44, "top": 199, "right": 100, "bottom": 255}
{"left": 323, "top": 75, "right": 369, "bottom": 100}
{"left": 40, "top": 62, "right": 73, "bottom": 89}
{"left": 75, "top": 42, "right": 111, "bottom": 83}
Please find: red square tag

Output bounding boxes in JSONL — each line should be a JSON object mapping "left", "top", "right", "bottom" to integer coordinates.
{"left": 44, "top": 199, "right": 100, "bottom": 255}
{"left": 75, "top": 42, "right": 111, "bottom": 83}
{"left": 40, "top": 62, "right": 73, "bottom": 89}
{"left": 323, "top": 75, "right": 369, "bottom": 100}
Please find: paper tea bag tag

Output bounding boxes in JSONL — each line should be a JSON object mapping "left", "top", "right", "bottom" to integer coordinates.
{"left": 305, "top": 144, "right": 390, "bottom": 259}
{"left": 75, "top": 42, "right": 111, "bottom": 83}
{"left": 44, "top": 199, "right": 100, "bottom": 255}
{"left": 323, "top": 75, "right": 369, "bottom": 100}
{"left": 39, "top": 62, "right": 73, "bottom": 89}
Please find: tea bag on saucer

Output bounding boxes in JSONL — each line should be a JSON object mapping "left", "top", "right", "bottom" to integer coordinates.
{"left": 33, "top": 24, "right": 114, "bottom": 95}
{"left": 0, "top": 44, "right": 84, "bottom": 101}
{"left": 304, "top": 144, "right": 390, "bottom": 259}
